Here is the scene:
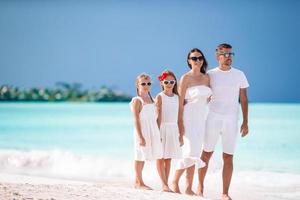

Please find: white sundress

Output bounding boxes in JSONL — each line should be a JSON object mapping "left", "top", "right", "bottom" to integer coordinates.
{"left": 130, "top": 96, "right": 163, "bottom": 161}
{"left": 176, "top": 85, "right": 212, "bottom": 169}
{"left": 158, "top": 92, "right": 182, "bottom": 159}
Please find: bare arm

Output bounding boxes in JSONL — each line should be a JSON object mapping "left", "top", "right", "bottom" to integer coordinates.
{"left": 155, "top": 95, "right": 162, "bottom": 129}
{"left": 240, "top": 88, "right": 249, "bottom": 137}
{"left": 132, "top": 99, "right": 146, "bottom": 146}
{"left": 206, "top": 74, "right": 212, "bottom": 102}
{"left": 178, "top": 75, "right": 188, "bottom": 136}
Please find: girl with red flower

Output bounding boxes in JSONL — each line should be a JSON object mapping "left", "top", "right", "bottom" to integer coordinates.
{"left": 156, "top": 70, "right": 183, "bottom": 192}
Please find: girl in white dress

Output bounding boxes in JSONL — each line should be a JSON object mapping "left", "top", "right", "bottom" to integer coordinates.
{"left": 130, "top": 73, "right": 170, "bottom": 191}
{"left": 156, "top": 70, "right": 182, "bottom": 187}
{"left": 171, "top": 48, "right": 212, "bottom": 195}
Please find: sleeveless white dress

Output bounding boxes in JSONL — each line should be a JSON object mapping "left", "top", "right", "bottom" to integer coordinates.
{"left": 176, "top": 85, "right": 212, "bottom": 169}
{"left": 130, "top": 96, "right": 163, "bottom": 161}
{"left": 158, "top": 92, "right": 182, "bottom": 159}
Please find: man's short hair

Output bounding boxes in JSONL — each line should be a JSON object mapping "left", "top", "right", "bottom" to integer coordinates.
{"left": 216, "top": 43, "right": 232, "bottom": 52}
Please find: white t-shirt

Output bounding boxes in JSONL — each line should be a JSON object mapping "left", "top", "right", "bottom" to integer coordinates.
{"left": 208, "top": 67, "right": 249, "bottom": 118}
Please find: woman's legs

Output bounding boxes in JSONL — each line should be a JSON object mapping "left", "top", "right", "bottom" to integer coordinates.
{"left": 185, "top": 165, "right": 196, "bottom": 195}
{"left": 197, "top": 151, "right": 214, "bottom": 196}
{"left": 172, "top": 162, "right": 197, "bottom": 195}
{"left": 172, "top": 168, "right": 185, "bottom": 193}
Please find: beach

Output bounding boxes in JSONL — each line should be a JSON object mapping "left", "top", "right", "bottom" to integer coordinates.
{"left": 0, "top": 102, "right": 300, "bottom": 200}
{"left": 1, "top": 171, "right": 300, "bottom": 200}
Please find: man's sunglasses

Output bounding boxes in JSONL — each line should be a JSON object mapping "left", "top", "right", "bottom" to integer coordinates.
{"left": 163, "top": 80, "right": 175, "bottom": 85}
{"left": 140, "top": 82, "right": 152, "bottom": 86}
{"left": 219, "top": 52, "right": 235, "bottom": 58}
{"left": 189, "top": 56, "right": 204, "bottom": 62}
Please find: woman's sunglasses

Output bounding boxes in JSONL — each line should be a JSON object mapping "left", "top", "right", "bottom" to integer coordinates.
{"left": 163, "top": 80, "right": 175, "bottom": 85}
{"left": 189, "top": 56, "right": 204, "bottom": 62}
{"left": 140, "top": 82, "right": 152, "bottom": 86}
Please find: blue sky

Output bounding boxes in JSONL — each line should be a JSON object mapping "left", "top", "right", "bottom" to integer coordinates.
{"left": 1, "top": 0, "right": 299, "bottom": 102}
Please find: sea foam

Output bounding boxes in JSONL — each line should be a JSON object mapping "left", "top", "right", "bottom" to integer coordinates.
{"left": 0, "top": 149, "right": 132, "bottom": 182}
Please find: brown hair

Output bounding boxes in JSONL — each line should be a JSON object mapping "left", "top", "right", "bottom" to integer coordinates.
{"left": 216, "top": 43, "right": 232, "bottom": 53}
{"left": 135, "top": 73, "right": 154, "bottom": 103}
{"left": 187, "top": 48, "right": 208, "bottom": 74}
{"left": 158, "top": 70, "right": 178, "bottom": 95}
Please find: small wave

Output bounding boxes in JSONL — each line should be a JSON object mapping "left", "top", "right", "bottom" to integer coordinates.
{"left": 0, "top": 149, "right": 300, "bottom": 190}
{"left": 0, "top": 149, "right": 133, "bottom": 182}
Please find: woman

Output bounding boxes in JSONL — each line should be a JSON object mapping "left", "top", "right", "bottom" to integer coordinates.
{"left": 172, "top": 48, "right": 212, "bottom": 195}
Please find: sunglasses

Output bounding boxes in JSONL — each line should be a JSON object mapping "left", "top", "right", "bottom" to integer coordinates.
{"left": 140, "top": 82, "right": 152, "bottom": 86}
{"left": 190, "top": 56, "right": 204, "bottom": 62}
{"left": 163, "top": 80, "right": 176, "bottom": 85}
{"left": 219, "top": 52, "right": 235, "bottom": 58}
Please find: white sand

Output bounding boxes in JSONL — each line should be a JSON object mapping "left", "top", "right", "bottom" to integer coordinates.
{"left": 0, "top": 173, "right": 204, "bottom": 200}
{"left": 1, "top": 172, "right": 300, "bottom": 200}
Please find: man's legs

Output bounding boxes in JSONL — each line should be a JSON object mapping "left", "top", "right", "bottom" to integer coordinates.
{"left": 221, "top": 119, "right": 238, "bottom": 200}
{"left": 222, "top": 153, "right": 233, "bottom": 200}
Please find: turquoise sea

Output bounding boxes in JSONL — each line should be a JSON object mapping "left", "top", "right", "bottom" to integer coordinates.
{"left": 0, "top": 102, "right": 299, "bottom": 181}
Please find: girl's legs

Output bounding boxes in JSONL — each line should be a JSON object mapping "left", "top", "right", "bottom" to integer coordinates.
{"left": 164, "top": 159, "right": 171, "bottom": 183}
{"left": 156, "top": 159, "right": 171, "bottom": 191}
{"left": 135, "top": 160, "right": 152, "bottom": 190}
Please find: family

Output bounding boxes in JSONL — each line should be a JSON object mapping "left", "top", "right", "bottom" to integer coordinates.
{"left": 130, "top": 43, "right": 249, "bottom": 200}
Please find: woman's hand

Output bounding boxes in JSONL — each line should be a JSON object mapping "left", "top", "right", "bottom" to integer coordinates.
{"left": 207, "top": 95, "right": 212, "bottom": 103}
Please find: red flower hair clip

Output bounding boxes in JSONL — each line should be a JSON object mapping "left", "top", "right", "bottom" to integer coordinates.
{"left": 158, "top": 72, "right": 168, "bottom": 81}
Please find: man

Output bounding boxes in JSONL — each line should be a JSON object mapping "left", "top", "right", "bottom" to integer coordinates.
{"left": 198, "top": 43, "right": 249, "bottom": 200}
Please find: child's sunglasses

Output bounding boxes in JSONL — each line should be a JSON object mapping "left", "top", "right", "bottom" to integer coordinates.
{"left": 163, "top": 80, "right": 175, "bottom": 85}
{"left": 140, "top": 82, "right": 152, "bottom": 86}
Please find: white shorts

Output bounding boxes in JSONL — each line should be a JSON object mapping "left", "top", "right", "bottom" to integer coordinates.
{"left": 203, "top": 112, "right": 238, "bottom": 155}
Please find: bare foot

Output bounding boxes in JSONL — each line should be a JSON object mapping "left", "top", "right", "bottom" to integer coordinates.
{"left": 162, "top": 185, "right": 173, "bottom": 192}
{"left": 196, "top": 185, "right": 204, "bottom": 196}
{"left": 185, "top": 189, "right": 196, "bottom": 196}
{"left": 222, "top": 194, "right": 232, "bottom": 200}
{"left": 195, "top": 191, "right": 203, "bottom": 197}
{"left": 171, "top": 182, "right": 181, "bottom": 194}
{"left": 134, "top": 184, "right": 152, "bottom": 190}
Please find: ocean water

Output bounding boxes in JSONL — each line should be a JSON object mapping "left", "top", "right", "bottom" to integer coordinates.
{"left": 0, "top": 102, "right": 300, "bottom": 183}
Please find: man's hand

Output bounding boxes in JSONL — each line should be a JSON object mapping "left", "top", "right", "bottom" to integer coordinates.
{"left": 240, "top": 122, "right": 249, "bottom": 137}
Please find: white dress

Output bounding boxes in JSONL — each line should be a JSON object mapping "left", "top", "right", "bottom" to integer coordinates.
{"left": 130, "top": 96, "right": 163, "bottom": 161}
{"left": 158, "top": 92, "right": 182, "bottom": 159}
{"left": 176, "top": 85, "right": 212, "bottom": 169}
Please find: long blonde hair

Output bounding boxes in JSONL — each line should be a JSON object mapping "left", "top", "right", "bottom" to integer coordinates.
{"left": 135, "top": 73, "right": 154, "bottom": 103}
